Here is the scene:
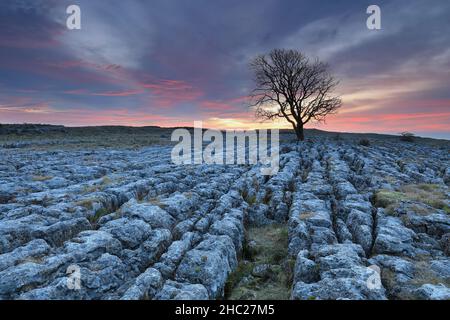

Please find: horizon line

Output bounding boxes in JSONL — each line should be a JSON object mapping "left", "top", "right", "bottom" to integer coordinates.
{"left": 1, "top": 122, "right": 449, "bottom": 141}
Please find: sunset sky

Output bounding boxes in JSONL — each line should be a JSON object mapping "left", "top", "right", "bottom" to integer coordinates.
{"left": 1, "top": 0, "right": 449, "bottom": 139}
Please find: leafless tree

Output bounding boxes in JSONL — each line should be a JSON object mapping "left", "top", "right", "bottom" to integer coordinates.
{"left": 249, "top": 49, "right": 342, "bottom": 141}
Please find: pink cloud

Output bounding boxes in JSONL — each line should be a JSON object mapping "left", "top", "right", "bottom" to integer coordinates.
{"left": 46, "top": 60, "right": 123, "bottom": 73}
{"left": 307, "top": 109, "right": 450, "bottom": 135}
{"left": 199, "top": 96, "right": 252, "bottom": 116}
{"left": 141, "top": 79, "right": 203, "bottom": 107}
{"left": 91, "top": 89, "right": 143, "bottom": 97}
{"left": 0, "top": 103, "right": 191, "bottom": 127}
{"left": 200, "top": 101, "right": 237, "bottom": 111}
{"left": 63, "top": 89, "right": 89, "bottom": 95}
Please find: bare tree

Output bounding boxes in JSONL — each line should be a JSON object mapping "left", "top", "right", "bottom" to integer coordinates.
{"left": 249, "top": 49, "right": 342, "bottom": 141}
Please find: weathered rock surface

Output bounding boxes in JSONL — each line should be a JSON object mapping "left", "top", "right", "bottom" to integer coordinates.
{"left": 0, "top": 134, "right": 449, "bottom": 300}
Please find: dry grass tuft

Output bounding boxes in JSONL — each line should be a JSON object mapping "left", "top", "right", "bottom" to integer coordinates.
{"left": 374, "top": 184, "right": 449, "bottom": 214}
{"left": 32, "top": 175, "right": 53, "bottom": 182}
{"left": 226, "top": 224, "right": 292, "bottom": 300}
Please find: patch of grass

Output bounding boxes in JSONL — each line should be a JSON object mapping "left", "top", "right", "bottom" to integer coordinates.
{"left": 299, "top": 211, "right": 315, "bottom": 220}
{"left": 19, "top": 256, "right": 45, "bottom": 264}
{"left": 225, "top": 261, "right": 254, "bottom": 298}
{"left": 396, "top": 160, "right": 406, "bottom": 172}
{"left": 400, "top": 184, "right": 448, "bottom": 211}
{"left": 249, "top": 225, "right": 289, "bottom": 265}
{"left": 382, "top": 258, "right": 450, "bottom": 299}
{"left": 82, "top": 185, "right": 97, "bottom": 194}
{"left": 30, "top": 195, "right": 51, "bottom": 206}
{"left": 252, "top": 177, "right": 260, "bottom": 192}
{"left": 414, "top": 184, "right": 439, "bottom": 192}
{"left": 374, "top": 190, "right": 406, "bottom": 210}
{"left": 74, "top": 198, "right": 96, "bottom": 210}
{"left": 411, "top": 260, "right": 450, "bottom": 287}
{"left": 378, "top": 268, "right": 416, "bottom": 299}
{"left": 241, "top": 189, "right": 256, "bottom": 205}
{"left": 279, "top": 227, "right": 289, "bottom": 242}
{"left": 82, "top": 176, "right": 113, "bottom": 194}
{"left": 253, "top": 282, "right": 290, "bottom": 300}
{"left": 374, "top": 184, "right": 449, "bottom": 214}
{"left": 262, "top": 190, "right": 272, "bottom": 205}
{"left": 283, "top": 258, "right": 296, "bottom": 287}
{"left": 240, "top": 189, "right": 249, "bottom": 201}
{"left": 406, "top": 204, "right": 433, "bottom": 216}
{"left": 383, "top": 175, "right": 398, "bottom": 184}
{"left": 147, "top": 197, "right": 167, "bottom": 209}
{"left": 0, "top": 126, "right": 176, "bottom": 151}
{"left": 32, "top": 175, "right": 53, "bottom": 182}
{"left": 184, "top": 191, "right": 195, "bottom": 199}
{"left": 89, "top": 207, "right": 109, "bottom": 223}
{"left": 100, "top": 175, "right": 112, "bottom": 186}
{"left": 301, "top": 170, "right": 310, "bottom": 183}
{"left": 246, "top": 195, "right": 257, "bottom": 205}
{"left": 242, "top": 238, "right": 259, "bottom": 261}
{"left": 227, "top": 224, "right": 292, "bottom": 300}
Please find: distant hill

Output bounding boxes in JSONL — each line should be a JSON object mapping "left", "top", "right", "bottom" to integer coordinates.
{"left": 0, "top": 123, "right": 67, "bottom": 135}
{"left": 1, "top": 123, "right": 448, "bottom": 144}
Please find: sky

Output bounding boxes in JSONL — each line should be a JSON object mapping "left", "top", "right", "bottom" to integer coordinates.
{"left": 0, "top": 0, "right": 449, "bottom": 139}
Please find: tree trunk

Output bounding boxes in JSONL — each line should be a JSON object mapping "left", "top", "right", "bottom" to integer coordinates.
{"left": 294, "top": 123, "right": 305, "bottom": 141}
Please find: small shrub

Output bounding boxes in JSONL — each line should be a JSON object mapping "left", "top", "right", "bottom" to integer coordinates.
{"left": 148, "top": 197, "right": 166, "bottom": 208}
{"left": 400, "top": 132, "right": 415, "bottom": 142}
{"left": 283, "top": 258, "right": 296, "bottom": 286}
{"left": 301, "top": 170, "right": 309, "bottom": 182}
{"left": 224, "top": 261, "right": 254, "bottom": 298}
{"left": 396, "top": 159, "right": 406, "bottom": 171}
{"left": 443, "top": 205, "right": 450, "bottom": 214}
{"left": 88, "top": 207, "right": 109, "bottom": 224}
{"left": 262, "top": 190, "right": 272, "bottom": 204}
{"left": 74, "top": 198, "right": 95, "bottom": 210}
{"left": 287, "top": 179, "right": 296, "bottom": 192}
{"left": 241, "top": 189, "right": 257, "bottom": 205}
{"left": 359, "top": 139, "right": 370, "bottom": 147}
{"left": 83, "top": 176, "right": 112, "bottom": 193}
{"left": 241, "top": 189, "right": 248, "bottom": 201}
{"left": 242, "top": 244, "right": 255, "bottom": 261}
